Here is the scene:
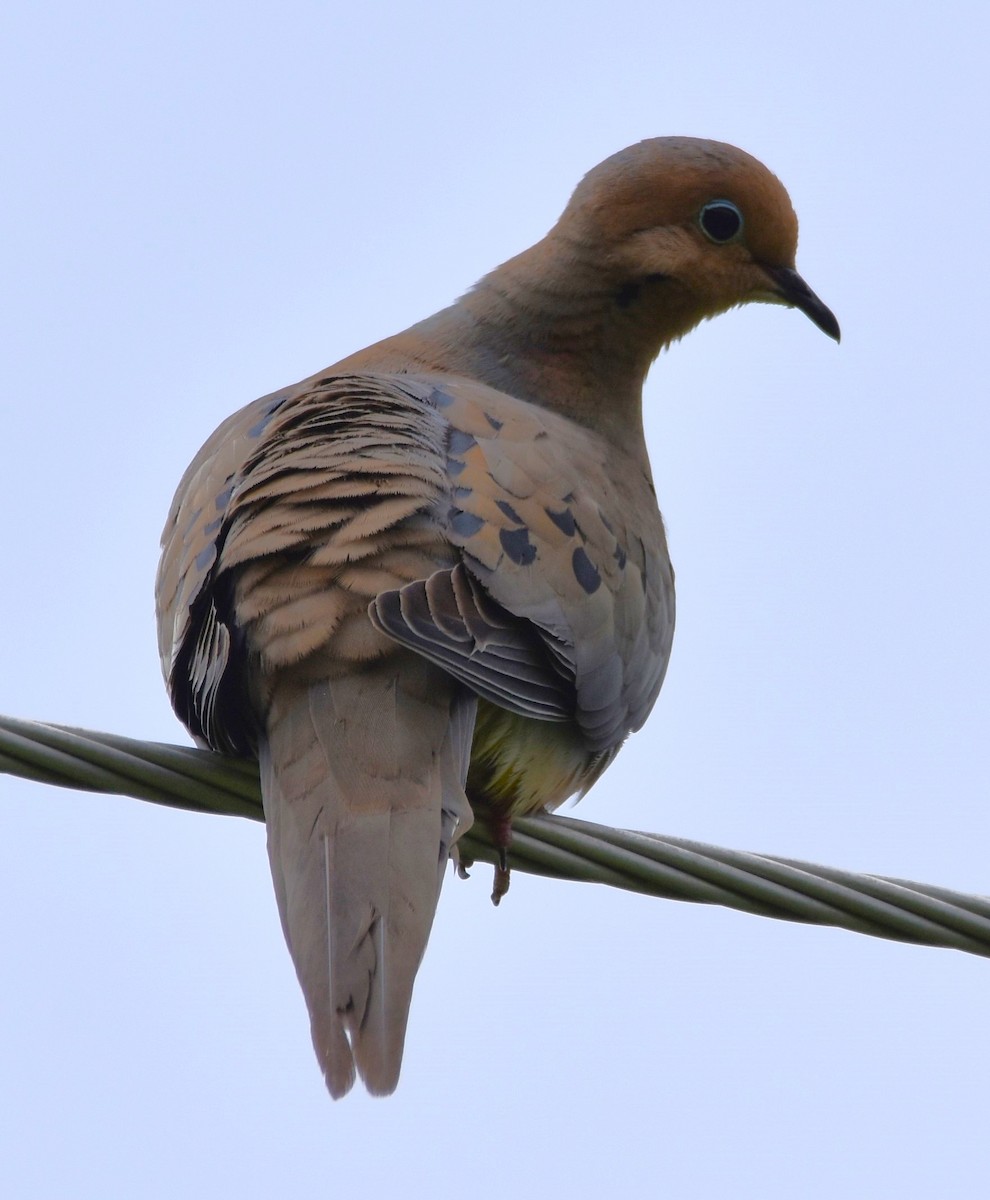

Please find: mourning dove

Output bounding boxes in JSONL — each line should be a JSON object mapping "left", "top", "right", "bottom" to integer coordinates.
{"left": 156, "top": 137, "right": 838, "bottom": 1099}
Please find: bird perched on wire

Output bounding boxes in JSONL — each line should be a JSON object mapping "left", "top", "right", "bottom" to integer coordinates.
{"left": 156, "top": 136, "right": 839, "bottom": 1099}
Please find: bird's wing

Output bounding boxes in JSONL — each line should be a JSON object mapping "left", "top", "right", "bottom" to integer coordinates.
{"left": 370, "top": 375, "right": 675, "bottom": 754}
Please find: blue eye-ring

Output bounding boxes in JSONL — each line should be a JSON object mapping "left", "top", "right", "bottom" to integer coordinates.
{"left": 699, "top": 200, "right": 744, "bottom": 244}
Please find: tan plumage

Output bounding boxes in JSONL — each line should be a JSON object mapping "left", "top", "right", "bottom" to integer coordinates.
{"left": 156, "top": 137, "right": 838, "bottom": 1098}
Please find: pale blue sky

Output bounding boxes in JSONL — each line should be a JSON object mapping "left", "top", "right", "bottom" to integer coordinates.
{"left": 2, "top": 2, "right": 989, "bottom": 1196}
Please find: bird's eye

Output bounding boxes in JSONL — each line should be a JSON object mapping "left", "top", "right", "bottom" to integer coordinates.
{"left": 699, "top": 200, "right": 743, "bottom": 244}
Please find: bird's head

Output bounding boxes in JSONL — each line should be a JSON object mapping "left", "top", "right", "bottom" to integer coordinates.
{"left": 556, "top": 136, "right": 840, "bottom": 346}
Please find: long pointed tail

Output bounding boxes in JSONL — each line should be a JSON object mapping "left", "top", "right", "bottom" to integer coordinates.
{"left": 259, "top": 662, "right": 475, "bottom": 1097}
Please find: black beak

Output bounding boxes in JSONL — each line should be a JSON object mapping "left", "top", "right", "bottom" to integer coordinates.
{"left": 766, "top": 266, "right": 841, "bottom": 342}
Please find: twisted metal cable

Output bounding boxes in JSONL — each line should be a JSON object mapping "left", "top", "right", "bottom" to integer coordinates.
{"left": 2, "top": 713, "right": 988, "bottom": 959}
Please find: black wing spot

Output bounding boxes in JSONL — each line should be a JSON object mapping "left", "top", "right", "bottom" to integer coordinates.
{"left": 485, "top": 412, "right": 504, "bottom": 431}
{"left": 247, "top": 394, "right": 288, "bottom": 438}
{"left": 450, "top": 509, "right": 485, "bottom": 537}
{"left": 572, "top": 546, "right": 602, "bottom": 594}
{"left": 496, "top": 499, "right": 525, "bottom": 525}
{"left": 500, "top": 526, "right": 537, "bottom": 566}
{"left": 448, "top": 429, "right": 477, "bottom": 455}
{"left": 613, "top": 543, "right": 628, "bottom": 570}
{"left": 546, "top": 506, "right": 576, "bottom": 537}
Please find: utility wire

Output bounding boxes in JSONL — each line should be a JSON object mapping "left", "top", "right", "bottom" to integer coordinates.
{"left": 2, "top": 713, "right": 988, "bottom": 958}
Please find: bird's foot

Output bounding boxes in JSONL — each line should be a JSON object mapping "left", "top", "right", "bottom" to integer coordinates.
{"left": 490, "top": 814, "right": 513, "bottom": 907}
{"left": 452, "top": 845, "right": 473, "bottom": 880}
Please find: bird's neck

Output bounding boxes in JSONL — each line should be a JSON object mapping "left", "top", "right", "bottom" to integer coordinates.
{"left": 334, "top": 233, "right": 702, "bottom": 457}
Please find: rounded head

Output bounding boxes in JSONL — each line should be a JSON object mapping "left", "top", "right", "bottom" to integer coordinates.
{"left": 558, "top": 137, "right": 839, "bottom": 340}
{"left": 569, "top": 138, "right": 797, "bottom": 264}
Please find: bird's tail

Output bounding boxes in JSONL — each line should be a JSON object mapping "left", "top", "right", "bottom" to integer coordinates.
{"left": 258, "top": 661, "right": 475, "bottom": 1097}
